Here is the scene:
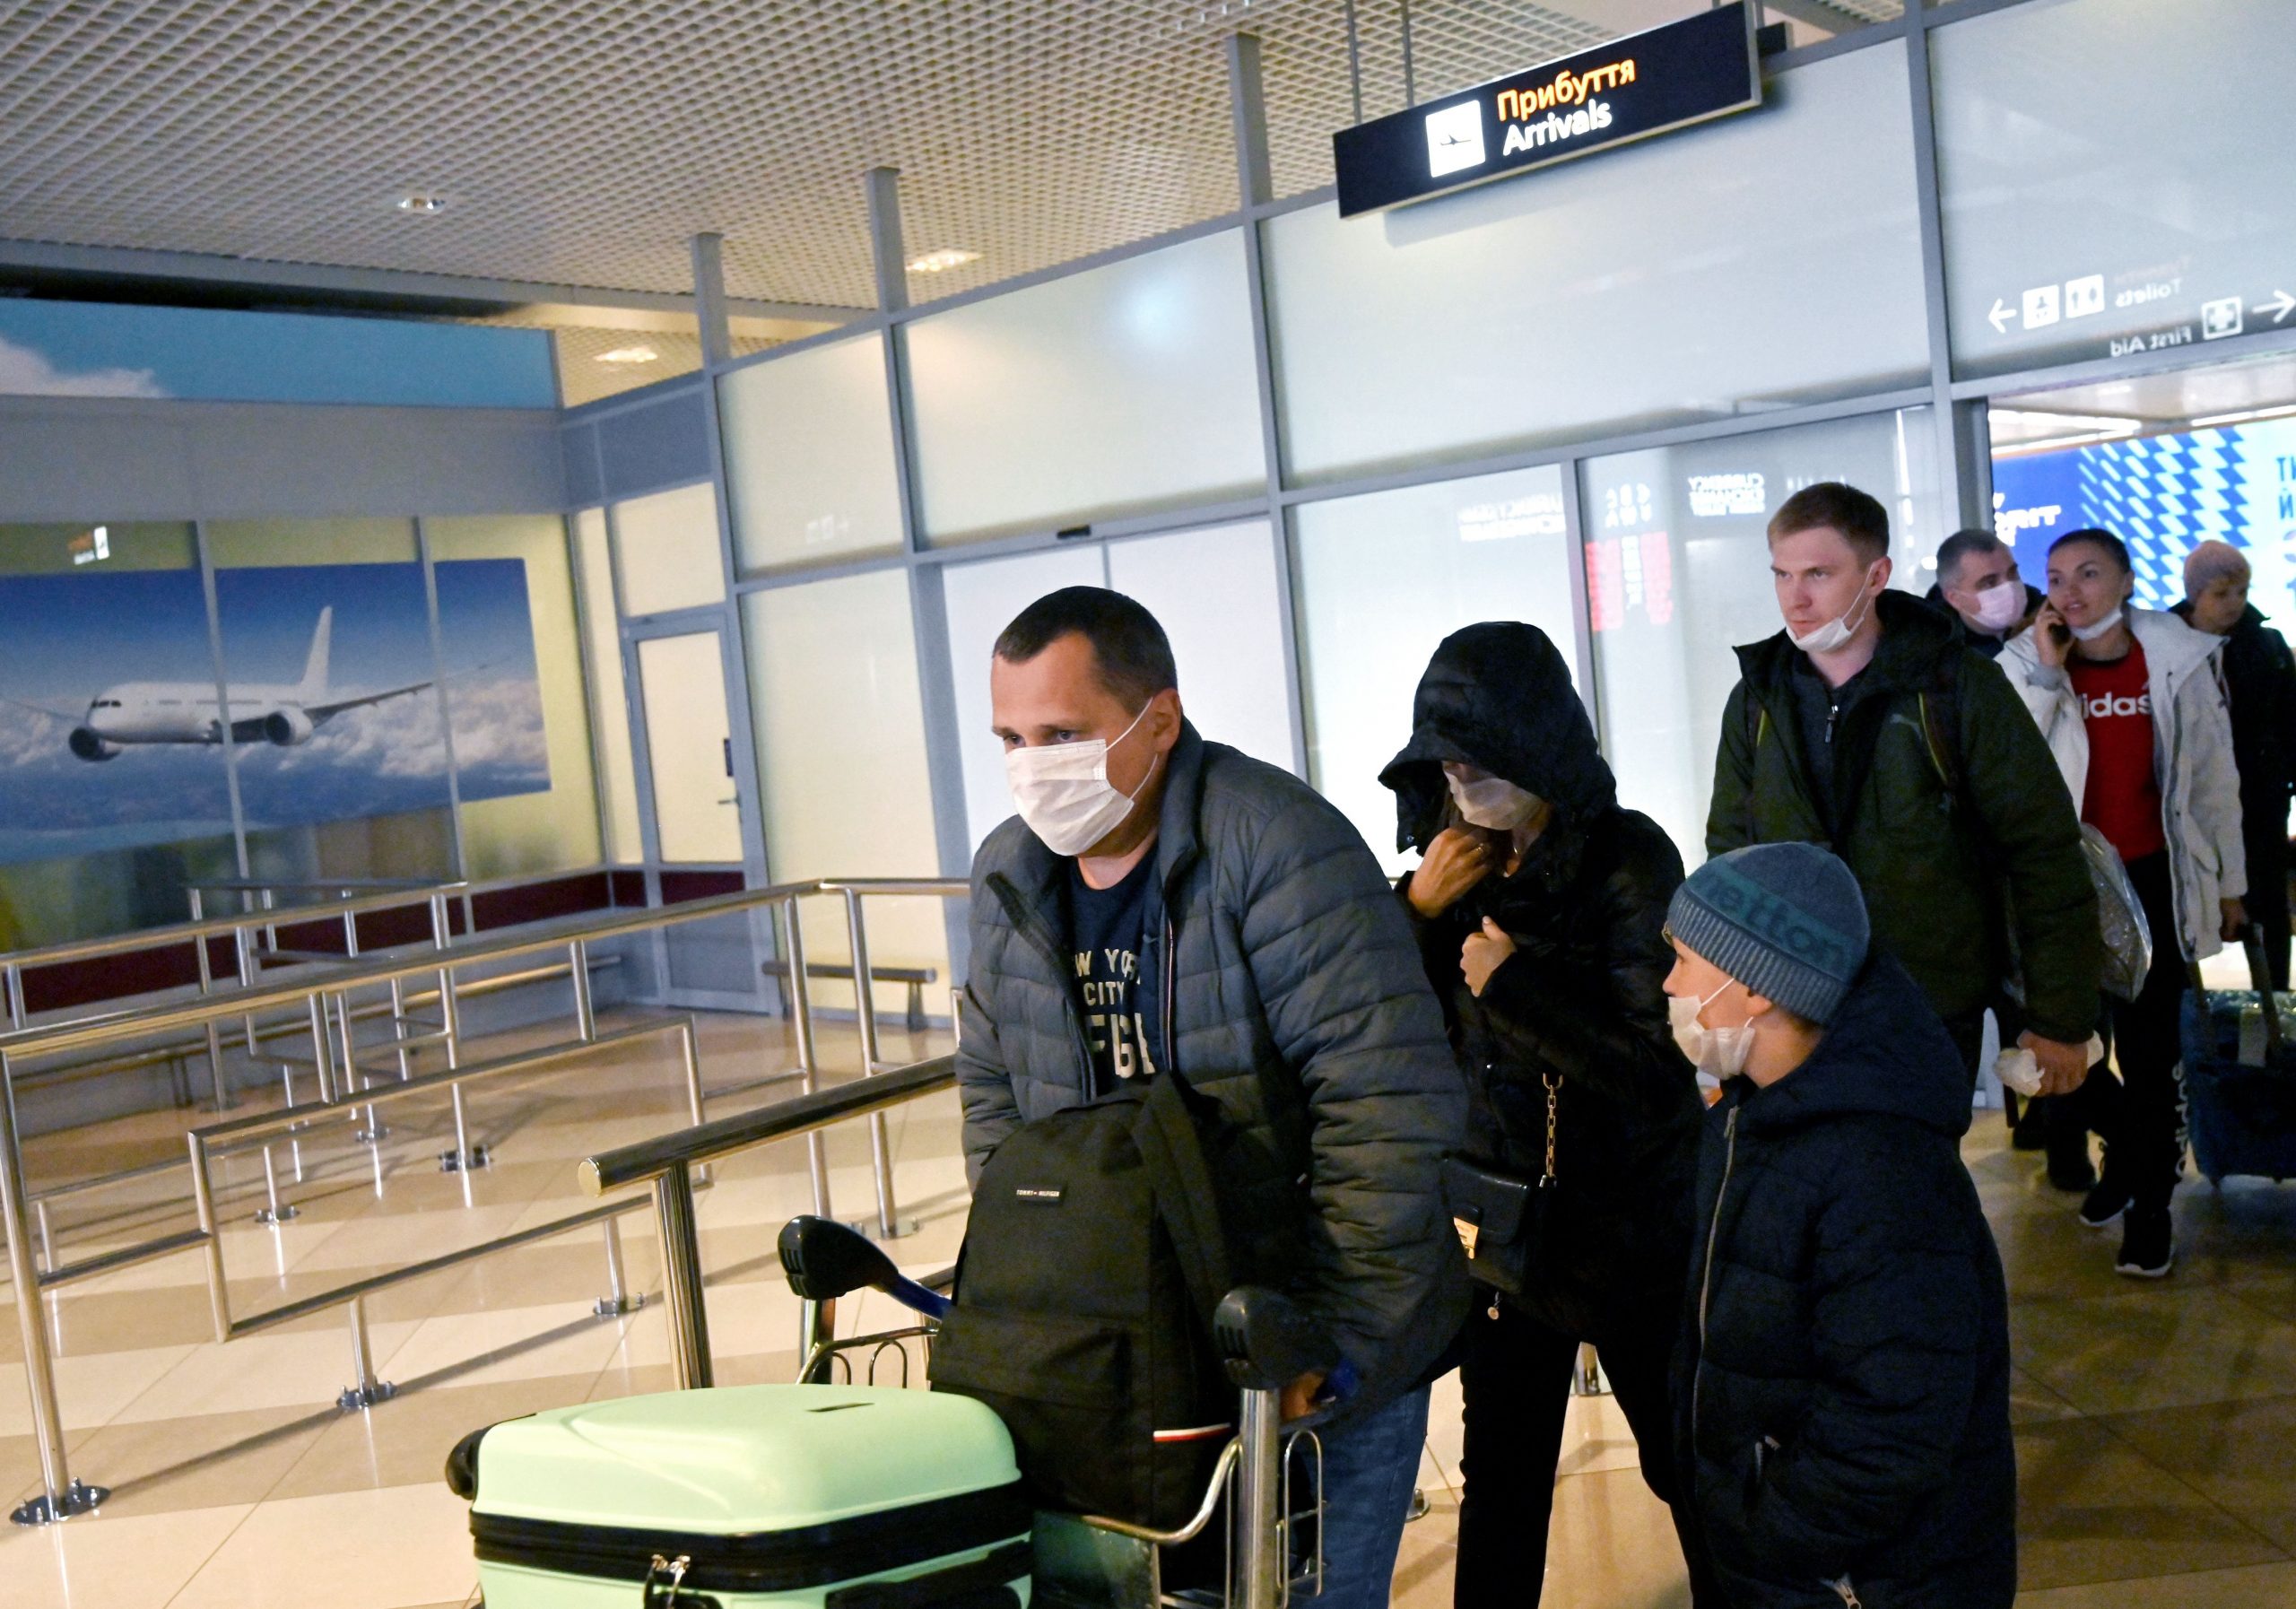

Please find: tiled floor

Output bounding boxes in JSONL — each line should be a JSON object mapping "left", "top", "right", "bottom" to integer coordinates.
{"left": 3, "top": 1005, "right": 2293, "bottom": 1607}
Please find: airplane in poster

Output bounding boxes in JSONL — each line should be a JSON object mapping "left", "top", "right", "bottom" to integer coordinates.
{"left": 8, "top": 608, "right": 436, "bottom": 761}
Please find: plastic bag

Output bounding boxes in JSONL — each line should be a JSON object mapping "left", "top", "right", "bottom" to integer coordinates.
{"left": 2083, "top": 823, "right": 2153, "bottom": 1000}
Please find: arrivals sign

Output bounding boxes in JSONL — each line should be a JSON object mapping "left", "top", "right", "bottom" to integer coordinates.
{"left": 1333, "top": 4, "right": 1761, "bottom": 218}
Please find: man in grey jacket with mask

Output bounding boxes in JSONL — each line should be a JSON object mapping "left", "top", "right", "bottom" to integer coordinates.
{"left": 956, "top": 586, "right": 1468, "bottom": 1609}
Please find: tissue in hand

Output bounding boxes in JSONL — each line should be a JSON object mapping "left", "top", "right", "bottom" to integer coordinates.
{"left": 1995, "top": 1035, "right": 2106, "bottom": 1097}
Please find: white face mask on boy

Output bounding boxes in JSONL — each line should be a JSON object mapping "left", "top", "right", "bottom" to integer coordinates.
{"left": 1668, "top": 981, "right": 1756, "bottom": 1078}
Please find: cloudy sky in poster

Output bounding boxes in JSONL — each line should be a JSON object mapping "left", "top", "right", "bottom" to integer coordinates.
{"left": 0, "top": 560, "right": 550, "bottom": 865}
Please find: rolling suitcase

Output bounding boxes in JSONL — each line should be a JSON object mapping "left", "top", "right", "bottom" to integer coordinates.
{"left": 2177, "top": 935, "right": 2296, "bottom": 1186}
{"left": 448, "top": 1384, "right": 1032, "bottom": 1609}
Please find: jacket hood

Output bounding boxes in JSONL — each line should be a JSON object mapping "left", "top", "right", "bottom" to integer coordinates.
{"left": 1379, "top": 622, "right": 1614, "bottom": 854}
{"left": 1732, "top": 952, "right": 1973, "bottom": 1140}
{"left": 2126, "top": 604, "right": 2224, "bottom": 678}
{"left": 2171, "top": 600, "right": 2271, "bottom": 633}
{"left": 1735, "top": 588, "right": 1962, "bottom": 691}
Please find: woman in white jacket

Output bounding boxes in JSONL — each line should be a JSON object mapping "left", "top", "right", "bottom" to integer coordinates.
{"left": 1999, "top": 527, "right": 2245, "bottom": 1279}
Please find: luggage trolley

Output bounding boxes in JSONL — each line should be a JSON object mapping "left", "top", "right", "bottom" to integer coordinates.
{"left": 778, "top": 1215, "right": 1330, "bottom": 1609}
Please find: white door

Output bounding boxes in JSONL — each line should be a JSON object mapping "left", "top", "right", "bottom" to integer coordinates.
{"left": 635, "top": 631, "right": 744, "bottom": 864}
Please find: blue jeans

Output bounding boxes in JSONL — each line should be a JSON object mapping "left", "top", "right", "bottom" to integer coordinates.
{"left": 1309, "top": 1385, "right": 1431, "bottom": 1609}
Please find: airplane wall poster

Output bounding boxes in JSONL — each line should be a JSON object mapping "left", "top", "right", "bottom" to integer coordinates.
{"left": 0, "top": 559, "right": 552, "bottom": 866}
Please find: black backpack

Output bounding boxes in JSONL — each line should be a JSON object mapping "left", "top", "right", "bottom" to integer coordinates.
{"left": 927, "top": 1072, "right": 1245, "bottom": 1532}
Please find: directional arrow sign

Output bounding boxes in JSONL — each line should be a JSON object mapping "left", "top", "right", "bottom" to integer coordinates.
{"left": 2265, "top": 290, "right": 2296, "bottom": 326}
{"left": 1988, "top": 298, "right": 2016, "bottom": 334}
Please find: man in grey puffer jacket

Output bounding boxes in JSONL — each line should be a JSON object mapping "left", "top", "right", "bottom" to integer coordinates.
{"left": 959, "top": 587, "right": 1468, "bottom": 1609}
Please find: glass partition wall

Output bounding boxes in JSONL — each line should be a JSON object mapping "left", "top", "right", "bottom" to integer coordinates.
{"left": 22, "top": 0, "right": 2290, "bottom": 965}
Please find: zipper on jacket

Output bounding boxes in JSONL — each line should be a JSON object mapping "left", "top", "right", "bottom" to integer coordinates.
{"left": 1160, "top": 914, "right": 1178, "bottom": 1081}
{"left": 1830, "top": 1575, "right": 1862, "bottom": 1607}
{"left": 1825, "top": 697, "right": 1839, "bottom": 745}
{"left": 986, "top": 873, "right": 1097, "bottom": 1087}
{"left": 1691, "top": 1105, "right": 1741, "bottom": 1449}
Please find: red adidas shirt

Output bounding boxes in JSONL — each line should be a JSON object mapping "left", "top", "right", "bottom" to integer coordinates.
{"left": 2068, "top": 641, "right": 2167, "bottom": 862}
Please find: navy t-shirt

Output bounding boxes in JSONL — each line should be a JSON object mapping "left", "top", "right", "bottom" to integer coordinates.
{"left": 1065, "top": 854, "right": 1161, "bottom": 1096}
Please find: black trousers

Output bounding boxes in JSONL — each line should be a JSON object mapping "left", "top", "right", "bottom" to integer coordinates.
{"left": 2049, "top": 850, "right": 2187, "bottom": 1214}
{"left": 1455, "top": 1290, "right": 1723, "bottom": 1609}
{"left": 2245, "top": 814, "right": 2290, "bottom": 990}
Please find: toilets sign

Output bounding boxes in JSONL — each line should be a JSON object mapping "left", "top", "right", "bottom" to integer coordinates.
{"left": 1333, "top": 3, "right": 1761, "bottom": 218}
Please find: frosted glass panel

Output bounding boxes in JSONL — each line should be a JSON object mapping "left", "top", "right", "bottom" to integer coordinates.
{"left": 1292, "top": 466, "right": 1576, "bottom": 873}
{"left": 573, "top": 508, "right": 644, "bottom": 863}
{"left": 1266, "top": 44, "right": 1926, "bottom": 483}
{"left": 636, "top": 631, "right": 743, "bottom": 864}
{"left": 938, "top": 525, "right": 1293, "bottom": 850}
{"left": 906, "top": 230, "right": 1266, "bottom": 544}
{"left": 941, "top": 547, "right": 1106, "bottom": 850}
{"left": 1583, "top": 407, "right": 1937, "bottom": 866}
{"left": 1933, "top": 0, "right": 2296, "bottom": 379}
{"left": 1105, "top": 523, "right": 1293, "bottom": 776}
{"left": 613, "top": 481, "right": 726, "bottom": 616}
{"left": 720, "top": 335, "right": 906, "bottom": 573}
{"left": 744, "top": 570, "right": 949, "bottom": 1013}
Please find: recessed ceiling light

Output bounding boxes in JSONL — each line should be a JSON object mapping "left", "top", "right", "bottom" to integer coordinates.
{"left": 396, "top": 194, "right": 448, "bottom": 214}
{"left": 906, "top": 248, "right": 980, "bottom": 274}
{"left": 596, "top": 345, "right": 660, "bottom": 365}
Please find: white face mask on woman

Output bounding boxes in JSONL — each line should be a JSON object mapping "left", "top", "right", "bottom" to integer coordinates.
{"left": 1447, "top": 771, "right": 1544, "bottom": 831}
{"left": 2070, "top": 605, "right": 2126, "bottom": 643}
{"left": 1669, "top": 982, "right": 1756, "bottom": 1078}
{"left": 1003, "top": 701, "right": 1159, "bottom": 857}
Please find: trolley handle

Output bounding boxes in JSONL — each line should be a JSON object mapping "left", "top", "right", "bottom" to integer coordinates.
{"left": 778, "top": 1214, "right": 952, "bottom": 1319}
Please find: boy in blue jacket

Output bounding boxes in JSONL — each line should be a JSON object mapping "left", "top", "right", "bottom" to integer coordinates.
{"left": 1662, "top": 843, "right": 2015, "bottom": 1607}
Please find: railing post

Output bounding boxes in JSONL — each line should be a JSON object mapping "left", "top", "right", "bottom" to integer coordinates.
{"left": 191, "top": 916, "right": 234, "bottom": 1112}
{"left": 306, "top": 991, "right": 336, "bottom": 1105}
{"left": 654, "top": 1163, "right": 713, "bottom": 1389}
{"left": 779, "top": 895, "right": 831, "bottom": 1220}
{"left": 336, "top": 1294, "right": 396, "bottom": 1410}
{"left": 255, "top": 1141, "right": 299, "bottom": 1224}
{"left": 187, "top": 1131, "right": 234, "bottom": 1343}
{"left": 842, "top": 888, "right": 908, "bottom": 1241}
{"left": 4, "top": 1050, "right": 106, "bottom": 1525}
{"left": 595, "top": 1214, "right": 644, "bottom": 1318}
{"left": 570, "top": 938, "right": 596, "bottom": 1040}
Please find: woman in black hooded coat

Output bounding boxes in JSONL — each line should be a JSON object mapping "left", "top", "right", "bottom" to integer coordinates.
{"left": 1380, "top": 622, "right": 1717, "bottom": 1607}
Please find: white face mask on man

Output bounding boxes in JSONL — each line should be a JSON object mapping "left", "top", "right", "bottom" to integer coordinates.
{"left": 1787, "top": 562, "right": 1883, "bottom": 655}
{"left": 1003, "top": 701, "right": 1160, "bottom": 857}
{"left": 1669, "top": 981, "right": 1756, "bottom": 1078}
{"left": 1969, "top": 578, "right": 2025, "bottom": 633}
{"left": 1447, "top": 770, "right": 1544, "bottom": 831}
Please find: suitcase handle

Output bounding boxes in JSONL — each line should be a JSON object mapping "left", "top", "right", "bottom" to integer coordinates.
{"left": 2246, "top": 933, "right": 2283, "bottom": 1056}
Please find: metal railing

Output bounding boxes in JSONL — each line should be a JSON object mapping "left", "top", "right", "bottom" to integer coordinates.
{"left": 0, "top": 870, "right": 968, "bottom": 1526}
{"left": 3, "top": 880, "right": 473, "bottom": 1109}
{"left": 579, "top": 1053, "right": 961, "bottom": 1391}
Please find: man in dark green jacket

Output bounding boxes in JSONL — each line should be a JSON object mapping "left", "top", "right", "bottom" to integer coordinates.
{"left": 1707, "top": 482, "right": 2101, "bottom": 1094}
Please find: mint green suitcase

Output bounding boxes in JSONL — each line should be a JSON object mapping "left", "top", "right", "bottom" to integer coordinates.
{"left": 452, "top": 1384, "right": 1031, "bottom": 1608}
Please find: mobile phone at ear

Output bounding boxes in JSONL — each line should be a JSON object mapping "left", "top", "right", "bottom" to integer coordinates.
{"left": 2048, "top": 620, "right": 2072, "bottom": 648}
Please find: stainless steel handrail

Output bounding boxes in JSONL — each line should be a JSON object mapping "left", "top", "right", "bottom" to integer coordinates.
{"left": 579, "top": 1054, "right": 960, "bottom": 1390}
{"left": 0, "top": 867, "right": 968, "bottom": 1526}
{"left": 816, "top": 878, "right": 967, "bottom": 1239}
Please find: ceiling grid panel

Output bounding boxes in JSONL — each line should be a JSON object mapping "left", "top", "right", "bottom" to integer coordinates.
{"left": 0, "top": 1, "right": 1890, "bottom": 313}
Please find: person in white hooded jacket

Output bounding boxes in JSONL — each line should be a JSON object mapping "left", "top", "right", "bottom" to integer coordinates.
{"left": 1998, "top": 527, "right": 2245, "bottom": 1278}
